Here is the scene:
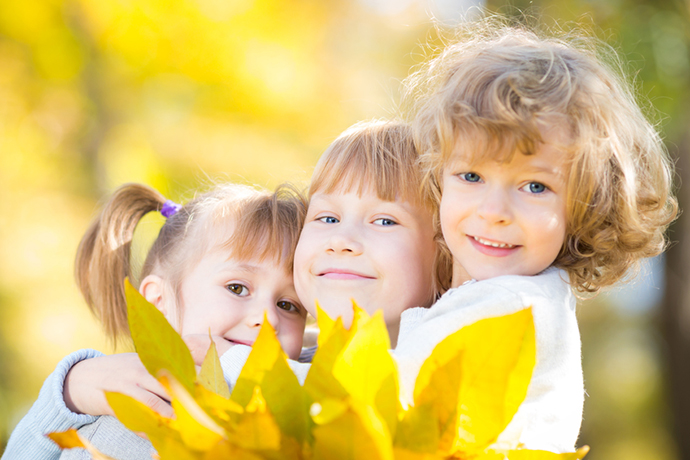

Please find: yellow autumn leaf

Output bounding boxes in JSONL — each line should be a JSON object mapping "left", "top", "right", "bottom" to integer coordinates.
{"left": 394, "top": 403, "right": 439, "bottom": 454}
{"left": 125, "top": 278, "right": 197, "bottom": 394}
{"left": 160, "top": 374, "right": 225, "bottom": 452}
{"left": 303, "top": 311, "right": 349, "bottom": 402}
{"left": 478, "top": 445, "right": 590, "bottom": 459}
{"left": 331, "top": 304, "right": 398, "bottom": 436}
{"left": 392, "top": 447, "right": 445, "bottom": 460}
{"left": 47, "top": 429, "right": 86, "bottom": 449}
{"left": 413, "top": 308, "right": 536, "bottom": 457}
{"left": 105, "top": 391, "right": 201, "bottom": 460}
{"left": 194, "top": 383, "right": 244, "bottom": 427}
{"left": 312, "top": 397, "right": 393, "bottom": 460}
{"left": 231, "top": 316, "right": 310, "bottom": 444}
{"left": 203, "top": 439, "right": 267, "bottom": 460}
{"left": 197, "top": 335, "right": 231, "bottom": 399}
{"left": 47, "top": 429, "right": 117, "bottom": 460}
{"left": 228, "top": 386, "right": 282, "bottom": 452}
{"left": 105, "top": 391, "right": 174, "bottom": 439}
{"left": 315, "top": 302, "right": 337, "bottom": 346}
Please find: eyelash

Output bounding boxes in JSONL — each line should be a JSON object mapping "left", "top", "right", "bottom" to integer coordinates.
{"left": 458, "top": 173, "right": 550, "bottom": 194}
{"left": 317, "top": 215, "right": 339, "bottom": 224}
{"left": 458, "top": 172, "right": 481, "bottom": 183}
{"left": 226, "top": 283, "right": 249, "bottom": 296}
{"left": 277, "top": 300, "right": 301, "bottom": 313}
{"left": 521, "top": 182, "right": 548, "bottom": 194}
{"left": 373, "top": 217, "right": 397, "bottom": 226}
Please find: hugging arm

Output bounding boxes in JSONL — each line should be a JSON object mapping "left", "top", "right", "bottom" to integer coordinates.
{"left": 2, "top": 350, "right": 103, "bottom": 460}
{"left": 2, "top": 350, "right": 174, "bottom": 460}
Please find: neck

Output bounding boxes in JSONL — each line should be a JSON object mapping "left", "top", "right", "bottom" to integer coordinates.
{"left": 387, "top": 322, "right": 399, "bottom": 349}
{"left": 451, "top": 262, "right": 472, "bottom": 289}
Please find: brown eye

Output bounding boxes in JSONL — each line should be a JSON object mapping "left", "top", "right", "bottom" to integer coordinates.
{"left": 277, "top": 300, "right": 298, "bottom": 312}
{"left": 226, "top": 284, "right": 249, "bottom": 296}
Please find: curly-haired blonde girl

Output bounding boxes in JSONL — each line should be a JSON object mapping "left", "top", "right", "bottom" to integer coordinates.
{"left": 393, "top": 15, "right": 678, "bottom": 454}
{"left": 406, "top": 16, "right": 677, "bottom": 293}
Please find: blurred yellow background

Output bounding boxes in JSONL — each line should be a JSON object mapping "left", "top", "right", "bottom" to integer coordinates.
{"left": 1, "top": 1, "right": 688, "bottom": 459}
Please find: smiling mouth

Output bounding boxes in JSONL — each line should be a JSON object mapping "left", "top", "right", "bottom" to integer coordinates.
{"left": 227, "top": 339, "right": 254, "bottom": 347}
{"left": 471, "top": 235, "right": 517, "bottom": 249}
{"left": 318, "top": 269, "right": 375, "bottom": 280}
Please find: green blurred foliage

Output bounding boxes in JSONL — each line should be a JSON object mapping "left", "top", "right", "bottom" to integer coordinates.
{"left": 1, "top": 0, "right": 688, "bottom": 458}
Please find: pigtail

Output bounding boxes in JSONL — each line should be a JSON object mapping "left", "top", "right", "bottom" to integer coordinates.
{"left": 75, "top": 184, "right": 166, "bottom": 341}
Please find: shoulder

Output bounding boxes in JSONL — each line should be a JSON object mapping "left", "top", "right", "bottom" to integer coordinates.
{"left": 454, "top": 267, "right": 570, "bottom": 303}
{"left": 429, "top": 267, "right": 573, "bottom": 318}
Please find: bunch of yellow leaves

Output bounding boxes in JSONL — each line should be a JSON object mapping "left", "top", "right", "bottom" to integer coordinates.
{"left": 50, "top": 280, "right": 589, "bottom": 460}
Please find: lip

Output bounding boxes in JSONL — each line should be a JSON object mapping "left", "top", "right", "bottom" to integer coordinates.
{"left": 467, "top": 235, "right": 520, "bottom": 257}
{"left": 227, "top": 338, "right": 254, "bottom": 347}
{"left": 317, "top": 268, "right": 375, "bottom": 280}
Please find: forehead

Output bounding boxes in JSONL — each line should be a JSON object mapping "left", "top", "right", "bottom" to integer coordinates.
{"left": 448, "top": 121, "right": 573, "bottom": 168}
{"left": 199, "top": 243, "right": 294, "bottom": 277}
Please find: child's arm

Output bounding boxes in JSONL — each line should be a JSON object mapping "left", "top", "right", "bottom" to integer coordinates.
{"left": 2, "top": 350, "right": 103, "bottom": 460}
{"left": 62, "top": 353, "right": 172, "bottom": 419}
{"left": 58, "top": 416, "right": 155, "bottom": 460}
{"left": 2, "top": 351, "right": 174, "bottom": 460}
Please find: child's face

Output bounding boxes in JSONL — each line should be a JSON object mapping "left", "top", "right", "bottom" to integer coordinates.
{"left": 175, "top": 250, "right": 307, "bottom": 360}
{"left": 441, "top": 136, "right": 568, "bottom": 286}
{"left": 294, "top": 188, "right": 436, "bottom": 344}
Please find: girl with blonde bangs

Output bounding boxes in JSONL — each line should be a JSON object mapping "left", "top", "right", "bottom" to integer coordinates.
{"left": 5, "top": 182, "right": 309, "bottom": 460}
{"left": 294, "top": 119, "right": 451, "bottom": 344}
{"left": 306, "top": 119, "right": 453, "bottom": 298}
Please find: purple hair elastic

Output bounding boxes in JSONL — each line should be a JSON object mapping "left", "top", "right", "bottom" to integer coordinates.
{"left": 161, "top": 200, "right": 182, "bottom": 218}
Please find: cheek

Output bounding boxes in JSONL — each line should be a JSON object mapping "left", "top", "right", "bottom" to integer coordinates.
{"left": 280, "top": 320, "right": 305, "bottom": 359}
{"left": 293, "top": 269, "right": 313, "bottom": 317}
{"left": 389, "top": 237, "right": 436, "bottom": 302}
{"left": 439, "top": 198, "right": 467, "bottom": 242}
{"left": 535, "top": 209, "right": 568, "bottom": 261}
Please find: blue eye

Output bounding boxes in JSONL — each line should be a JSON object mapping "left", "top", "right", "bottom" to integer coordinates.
{"left": 460, "top": 172, "right": 481, "bottom": 183}
{"left": 373, "top": 218, "right": 397, "bottom": 226}
{"left": 226, "top": 284, "right": 249, "bottom": 296}
{"left": 317, "top": 216, "right": 339, "bottom": 224}
{"left": 525, "top": 182, "right": 547, "bottom": 194}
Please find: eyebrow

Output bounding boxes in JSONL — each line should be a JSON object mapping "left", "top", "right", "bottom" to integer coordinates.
{"left": 526, "top": 164, "right": 565, "bottom": 179}
{"left": 218, "top": 260, "right": 261, "bottom": 273}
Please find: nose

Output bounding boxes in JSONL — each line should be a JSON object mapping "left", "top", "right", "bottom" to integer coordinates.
{"left": 477, "top": 186, "right": 513, "bottom": 225}
{"left": 245, "top": 299, "right": 280, "bottom": 332}
{"left": 327, "top": 224, "right": 364, "bottom": 255}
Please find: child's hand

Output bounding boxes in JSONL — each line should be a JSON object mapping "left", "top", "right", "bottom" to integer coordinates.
{"left": 183, "top": 334, "right": 235, "bottom": 366}
{"left": 63, "top": 353, "right": 173, "bottom": 418}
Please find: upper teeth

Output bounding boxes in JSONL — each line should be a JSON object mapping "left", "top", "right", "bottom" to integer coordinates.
{"left": 474, "top": 236, "right": 515, "bottom": 248}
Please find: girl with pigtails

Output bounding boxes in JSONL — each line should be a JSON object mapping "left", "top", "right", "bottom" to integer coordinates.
{"left": 4, "top": 182, "right": 310, "bottom": 460}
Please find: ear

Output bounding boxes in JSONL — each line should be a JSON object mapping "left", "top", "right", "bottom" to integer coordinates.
{"left": 139, "top": 274, "right": 169, "bottom": 316}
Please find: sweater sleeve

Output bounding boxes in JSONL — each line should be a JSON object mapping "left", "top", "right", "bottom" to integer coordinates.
{"left": 2, "top": 349, "right": 105, "bottom": 460}
{"left": 219, "top": 345, "right": 253, "bottom": 390}
{"left": 59, "top": 416, "right": 155, "bottom": 460}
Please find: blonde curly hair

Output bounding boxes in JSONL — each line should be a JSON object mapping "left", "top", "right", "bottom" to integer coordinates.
{"left": 404, "top": 16, "right": 677, "bottom": 293}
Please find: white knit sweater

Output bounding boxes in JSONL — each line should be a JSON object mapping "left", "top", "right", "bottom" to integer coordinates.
{"left": 393, "top": 267, "right": 583, "bottom": 453}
